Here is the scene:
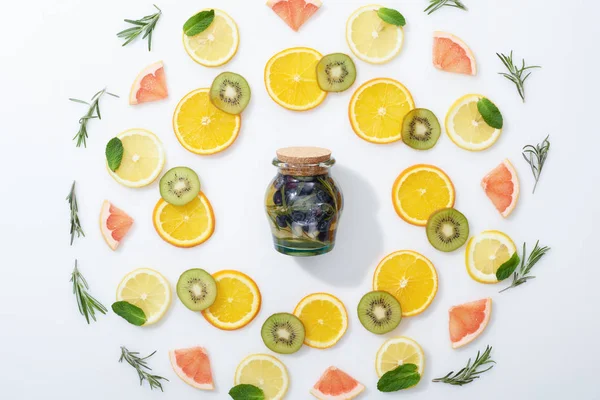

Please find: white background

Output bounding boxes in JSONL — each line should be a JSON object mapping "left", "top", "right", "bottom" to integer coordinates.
{"left": 1, "top": 0, "right": 599, "bottom": 398}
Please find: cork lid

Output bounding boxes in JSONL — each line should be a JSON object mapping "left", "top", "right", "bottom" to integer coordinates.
{"left": 276, "top": 146, "right": 332, "bottom": 164}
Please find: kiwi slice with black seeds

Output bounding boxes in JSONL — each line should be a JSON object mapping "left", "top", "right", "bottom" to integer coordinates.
{"left": 357, "top": 291, "right": 402, "bottom": 334}
{"left": 261, "top": 313, "right": 305, "bottom": 354}
{"left": 401, "top": 108, "right": 441, "bottom": 150}
{"left": 209, "top": 72, "right": 251, "bottom": 115}
{"left": 159, "top": 166, "right": 201, "bottom": 206}
{"left": 176, "top": 269, "right": 217, "bottom": 311}
{"left": 316, "top": 53, "right": 357, "bottom": 92}
{"left": 426, "top": 207, "right": 469, "bottom": 252}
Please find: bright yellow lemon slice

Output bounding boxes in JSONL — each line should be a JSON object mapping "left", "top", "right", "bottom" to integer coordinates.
{"left": 466, "top": 230, "right": 517, "bottom": 283}
{"left": 116, "top": 268, "right": 171, "bottom": 325}
{"left": 445, "top": 94, "right": 502, "bottom": 151}
{"left": 234, "top": 354, "right": 289, "bottom": 400}
{"left": 182, "top": 9, "right": 239, "bottom": 67}
{"left": 375, "top": 337, "right": 425, "bottom": 378}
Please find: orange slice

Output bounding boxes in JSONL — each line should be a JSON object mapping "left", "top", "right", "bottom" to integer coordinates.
{"left": 310, "top": 366, "right": 364, "bottom": 399}
{"left": 449, "top": 298, "right": 492, "bottom": 349}
{"left": 169, "top": 347, "right": 214, "bottom": 390}
{"left": 433, "top": 31, "right": 476, "bottom": 75}
{"left": 129, "top": 61, "right": 168, "bottom": 105}
{"left": 267, "top": 0, "right": 322, "bottom": 31}
{"left": 482, "top": 159, "right": 520, "bottom": 217}
{"left": 99, "top": 200, "right": 133, "bottom": 250}
{"left": 293, "top": 293, "right": 348, "bottom": 349}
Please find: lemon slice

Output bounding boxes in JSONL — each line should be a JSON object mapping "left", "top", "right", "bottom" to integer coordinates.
{"left": 107, "top": 128, "right": 165, "bottom": 188}
{"left": 375, "top": 337, "right": 425, "bottom": 378}
{"left": 116, "top": 268, "right": 171, "bottom": 325}
{"left": 293, "top": 293, "right": 348, "bottom": 349}
{"left": 234, "top": 354, "right": 289, "bottom": 400}
{"left": 346, "top": 5, "right": 404, "bottom": 64}
{"left": 445, "top": 94, "right": 503, "bottom": 151}
{"left": 183, "top": 9, "right": 239, "bottom": 67}
{"left": 466, "top": 230, "right": 517, "bottom": 283}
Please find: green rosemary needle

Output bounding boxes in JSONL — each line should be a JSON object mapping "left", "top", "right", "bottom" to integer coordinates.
{"left": 522, "top": 135, "right": 550, "bottom": 193}
{"left": 66, "top": 180, "right": 84, "bottom": 245}
{"left": 119, "top": 347, "right": 169, "bottom": 391}
{"left": 117, "top": 4, "right": 162, "bottom": 51}
{"left": 500, "top": 241, "right": 550, "bottom": 293}
{"left": 70, "top": 88, "right": 118, "bottom": 148}
{"left": 424, "top": 0, "right": 467, "bottom": 15}
{"left": 497, "top": 51, "right": 541, "bottom": 102}
{"left": 433, "top": 346, "right": 495, "bottom": 386}
{"left": 70, "top": 260, "right": 107, "bottom": 324}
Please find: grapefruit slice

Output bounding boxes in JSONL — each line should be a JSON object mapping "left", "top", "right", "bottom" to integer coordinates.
{"left": 129, "top": 61, "right": 168, "bottom": 105}
{"left": 266, "top": 0, "right": 322, "bottom": 31}
{"left": 433, "top": 31, "right": 476, "bottom": 75}
{"left": 310, "top": 366, "right": 365, "bottom": 399}
{"left": 169, "top": 347, "right": 214, "bottom": 390}
{"left": 99, "top": 200, "right": 133, "bottom": 250}
{"left": 449, "top": 298, "right": 492, "bottom": 349}
{"left": 481, "top": 159, "right": 519, "bottom": 217}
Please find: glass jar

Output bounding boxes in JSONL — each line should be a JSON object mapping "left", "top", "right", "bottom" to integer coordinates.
{"left": 265, "top": 147, "right": 343, "bottom": 256}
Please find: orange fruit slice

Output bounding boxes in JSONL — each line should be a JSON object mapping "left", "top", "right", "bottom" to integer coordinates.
{"left": 349, "top": 78, "right": 415, "bottom": 144}
{"left": 433, "top": 31, "right": 476, "bottom": 75}
{"left": 234, "top": 354, "right": 289, "bottom": 400}
{"left": 202, "top": 270, "right": 261, "bottom": 330}
{"left": 293, "top": 293, "right": 348, "bottom": 349}
{"left": 99, "top": 200, "right": 133, "bottom": 250}
{"left": 169, "top": 347, "right": 214, "bottom": 390}
{"left": 481, "top": 159, "right": 520, "bottom": 217}
{"left": 267, "top": 0, "right": 322, "bottom": 31}
{"left": 392, "top": 164, "right": 455, "bottom": 226}
{"left": 310, "top": 366, "right": 364, "bottom": 399}
{"left": 129, "top": 61, "right": 168, "bottom": 105}
{"left": 373, "top": 250, "right": 438, "bottom": 317}
{"left": 152, "top": 192, "right": 215, "bottom": 248}
{"left": 375, "top": 336, "right": 425, "bottom": 378}
{"left": 182, "top": 9, "right": 239, "bottom": 67}
{"left": 449, "top": 298, "right": 492, "bottom": 349}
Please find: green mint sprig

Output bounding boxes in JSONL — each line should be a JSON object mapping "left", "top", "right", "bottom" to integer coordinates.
{"left": 183, "top": 9, "right": 215, "bottom": 36}
{"left": 499, "top": 241, "right": 550, "bottom": 292}
{"left": 477, "top": 98, "right": 503, "bottom": 129}
{"left": 112, "top": 301, "right": 147, "bottom": 326}
{"left": 229, "top": 384, "right": 265, "bottom": 400}
{"left": 377, "top": 363, "right": 420, "bottom": 392}
{"left": 377, "top": 7, "right": 406, "bottom": 26}
{"left": 106, "top": 137, "right": 124, "bottom": 172}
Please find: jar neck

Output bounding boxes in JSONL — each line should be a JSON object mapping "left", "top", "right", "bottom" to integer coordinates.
{"left": 272, "top": 158, "right": 335, "bottom": 177}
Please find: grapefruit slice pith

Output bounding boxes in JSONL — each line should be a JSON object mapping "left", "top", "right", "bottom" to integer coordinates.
{"left": 310, "top": 366, "right": 365, "bottom": 399}
{"left": 169, "top": 347, "right": 214, "bottom": 390}
{"left": 481, "top": 159, "right": 520, "bottom": 217}
{"left": 449, "top": 298, "right": 492, "bottom": 349}
{"left": 99, "top": 200, "right": 133, "bottom": 250}
{"left": 129, "top": 61, "right": 168, "bottom": 105}
{"left": 433, "top": 31, "right": 476, "bottom": 75}
{"left": 267, "top": 0, "right": 322, "bottom": 31}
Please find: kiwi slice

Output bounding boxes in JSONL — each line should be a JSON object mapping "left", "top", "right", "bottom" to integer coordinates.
{"left": 176, "top": 269, "right": 217, "bottom": 311}
{"left": 261, "top": 313, "right": 305, "bottom": 354}
{"left": 357, "top": 291, "right": 402, "bottom": 334}
{"left": 209, "top": 72, "right": 251, "bottom": 115}
{"left": 401, "top": 108, "right": 441, "bottom": 150}
{"left": 159, "top": 166, "right": 201, "bottom": 206}
{"left": 316, "top": 53, "right": 357, "bottom": 92}
{"left": 426, "top": 208, "right": 469, "bottom": 252}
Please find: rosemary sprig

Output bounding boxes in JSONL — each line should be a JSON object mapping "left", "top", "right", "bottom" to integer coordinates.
{"left": 497, "top": 51, "right": 541, "bottom": 102}
{"left": 66, "top": 181, "right": 84, "bottom": 245}
{"left": 500, "top": 241, "right": 550, "bottom": 293}
{"left": 70, "top": 88, "right": 118, "bottom": 147}
{"left": 117, "top": 4, "right": 162, "bottom": 51}
{"left": 433, "top": 346, "right": 495, "bottom": 386}
{"left": 119, "top": 347, "right": 169, "bottom": 391}
{"left": 522, "top": 135, "right": 550, "bottom": 193}
{"left": 424, "top": 0, "right": 467, "bottom": 14}
{"left": 70, "top": 260, "right": 107, "bottom": 324}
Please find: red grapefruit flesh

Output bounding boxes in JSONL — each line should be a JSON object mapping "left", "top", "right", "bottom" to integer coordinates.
{"left": 310, "top": 366, "right": 364, "bottom": 399}
{"left": 129, "top": 61, "right": 168, "bottom": 105}
{"left": 266, "top": 0, "right": 322, "bottom": 31}
{"left": 99, "top": 200, "right": 133, "bottom": 251}
{"left": 169, "top": 347, "right": 214, "bottom": 390}
{"left": 449, "top": 298, "right": 492, "bottom": 349}
{"left": 481, "top": 159, "right": 520, "bottom": 218}
{"left": 433, "top": 31, "right": 477, "bottom": 75}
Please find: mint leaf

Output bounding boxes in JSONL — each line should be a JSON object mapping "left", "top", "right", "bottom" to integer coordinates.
{"left": 112, "top": 301, "right": 146, "bottom": 326}
{"left": 477, "top": 98, "right": 503, "bottom": 129}
{"left": 377, "top": 363, "right": 421, "bottom": 392}
{"left": 229, "top": 384, "right": 264, "bottom": 400}
{"left": 495, "top": 251, "right": 521, "bottom": 281}
{"left": 377, "top": 8, "right": 406, "bottom": 26}
{"left": 183, "top": 9, "right": 215, "bottom": 36}
{"left": 105, "top": 137, "right": 123, "bottom": 172}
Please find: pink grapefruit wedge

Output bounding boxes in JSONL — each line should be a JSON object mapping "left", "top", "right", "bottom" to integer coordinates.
{"left": 266, "top": 0, "right": 322, "bottom": 31}
{"left": 449, "top": 298, "right": 492, "bottom": 349}
{"left": 99, "top": 200, "right": 133, "bottom": 250}
{"left": 310, "top": 366, "right": 364, "bottom": 399}
{"left": 129, "top": 61, "right": 168, "bottom": 105}
{"left": 169, "top": 347, "right": 214, "bottom": 390}
{"left": 433, "top": 31, "right": 476, "bottom": 75}
{"left": 481, "top": 159, "right": 520, "bottom": 218}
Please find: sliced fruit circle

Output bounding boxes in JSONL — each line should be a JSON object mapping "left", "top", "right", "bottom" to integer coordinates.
{"left": 375, "top": 336, "right": 425, "bottom": 378}
{"left": 392, "top": 164, "right": 455, "bottom": 226}
{"left": 346, "top": 5, "right": 404, "bottom": 64}
{"left": 482, "top": 159, "right": 520, "bottom": 218}
{"left": 107, "top": 128, "right": 165, "bottom": 188}
{"left": 234, "top": 354, "right": 289, "bottom": 400}
{"left": 129, "top": 60, "right": 168, "bottom": 105}
{"left": 466, "top": 230, "right": 517, "bottom": 283}
{"left": 267, "top": 0, "right": 321, "bottom": 32}
{"left": 433, "top": 31, "right": 477, "bottom": 75}
{"left": 264, "top": 47, "right": 327, "bottom": 111}
{"left": 373, "top": 250, "right": 438, "bottom": 317}
{"left": 310, "top": 366, "right": 365, "bottom": 400}
{"left": 152, "top": 192, "right": 215, "bottom": 248}
{"left": 449, "top": 298, "right": 492, "bottom": 349}
{"left": 293, "top": 292, "right": 348, "bottom": 349}
{"left": 169, "top": 346, "right": 214, "bottom": 390}
{"left": 99, "top": 200, "right": 133, "bottom": 251}
{"left": 202, "top": 270, "right": 261, "bottom": 330}
{"left": 116, "top": 268, "right": 171, "bottom": 325}
{"left": 445, "top": 94, "right": 502, "bottom": 151}
{"left": 349, "top": 78, "right": 415, "bottom": 144}
{"left": 182, "top": 9, "right": 239, "bottom": 67}
{"left": 173, "top": 88, "right": 241, "bottom": 155}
